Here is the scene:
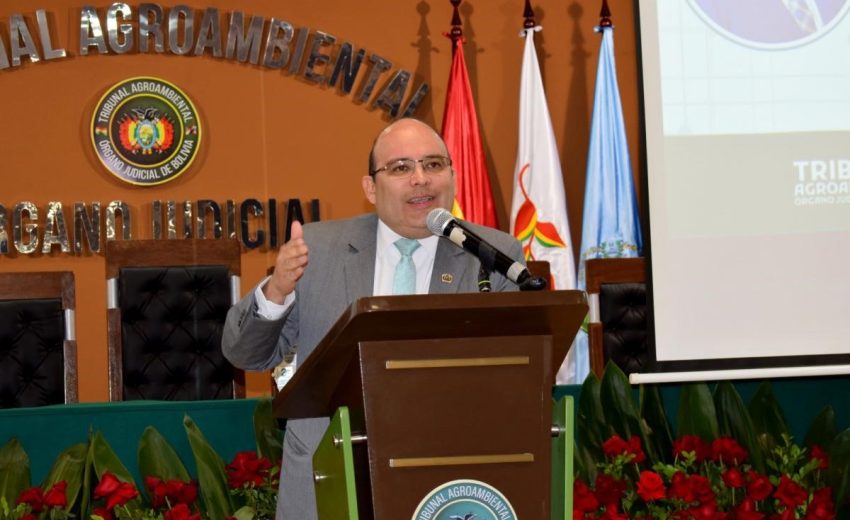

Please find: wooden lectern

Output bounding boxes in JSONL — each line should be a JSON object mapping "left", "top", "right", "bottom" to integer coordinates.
{"left": 273, "top": 291, "right": 587, "bottom": 520}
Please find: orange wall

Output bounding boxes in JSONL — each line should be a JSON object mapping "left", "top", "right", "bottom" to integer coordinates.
{"left": 0, "top": 0, "right": 640, "bottom": 401}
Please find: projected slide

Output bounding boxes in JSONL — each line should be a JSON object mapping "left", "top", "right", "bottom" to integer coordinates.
{"left": 639, "top": 0, "right": 850, "bottom": 370}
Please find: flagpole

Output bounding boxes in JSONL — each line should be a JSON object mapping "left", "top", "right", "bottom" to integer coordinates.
{"left": 522, "top": 0, "right": 535, "bottom": 30}
{"left": 599, "top": 0, "right": 612, "bottom": 28}
{"left": 448, "top": 0, "right": 463, "bottom": 55}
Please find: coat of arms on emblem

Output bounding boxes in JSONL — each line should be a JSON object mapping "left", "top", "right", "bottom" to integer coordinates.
{"left": 91, "top": 77, "right": 202, "bottom": 186}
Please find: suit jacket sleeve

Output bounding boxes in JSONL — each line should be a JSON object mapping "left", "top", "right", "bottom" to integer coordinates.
{"left": 221, "top": 288, "right": 298, "bottom": 371}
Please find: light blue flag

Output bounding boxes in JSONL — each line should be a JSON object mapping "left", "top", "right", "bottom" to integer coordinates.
{"left": 571, "top": 25, "right": 643, "bottom": 384}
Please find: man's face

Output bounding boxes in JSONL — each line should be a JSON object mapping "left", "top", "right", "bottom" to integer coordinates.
{"left": 362, "top": 120, "right": 456, "bottom": 239}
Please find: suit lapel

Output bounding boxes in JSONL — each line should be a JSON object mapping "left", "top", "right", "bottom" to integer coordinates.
{"left": 343, "top": 214, "right": 378, "bottom": 300}
{"left": 429, "top": 238, "right": 469, "bottom": 294}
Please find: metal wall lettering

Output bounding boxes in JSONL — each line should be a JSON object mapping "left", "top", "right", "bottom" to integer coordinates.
{"left": 262, "top": 18, "right": 294, "bottom": 69}
{"left": 8, "top": 5, "right": 428, "bottom": 119}
{"left": 138, "top": 3, "right": 165, "bottom": 52}
{"left": 151, "top": 200, "right": 163, "bottom": 239}
{"left": 13, "top": 202, "right": 38, "bottom": 254}
{"left": 288, "top": 26, "right": 309, "bottom": 74}
{"left": 267, "top": 199, "right": 278, "bottom": 248}
{"left": 10, "top": 14, "right": 41, "bottom": 66}
{"left": 358, "top": 54, "right": 392, "bottom": 102}
{"left": 0, "top": 205, "right": 8, "bottom": 254}
{"left": 304, "top": 31, "right": 335, "bottom": 84}
{"left": 240, "top": 199, "right": 264, "bottom": 249}
{"left": 37, "top": 10, "right": 67, "bottom": 60}
{"left": 105, "top": 201, "right": 131, "bottom": 240}
{"left": 74, "top": 202, "right": 101, "bottom": 253}
{"left": 193, "top": 7, "right": 222, "bottom": 57}
{"left": 373, "top": 70, "right": 411, "bottom": 118}
{"left": 226, "top": 12, "right": 264, "bottom": 64}
{"left": 0, "top": 33, "right": 8, "bottom": 70}
{"left": 401, "top": 83, "right": 430, "bottom": 118}
{"left": 166, "top": 200, "right": 177, "bottom": 239}
{"left": 168, "top": 5, "right": 194, "bottom": 55}
{"left": 196, "top": 199, "right": 222, "bottom": 239}
{"left": 80, "top": 6, "right": 108, "bottom": 55}
{"left": 226, "top": 200, "right": 237, "bottom": 240}
{"left": 182, "top": 200, "right": 193, "bottom": 238}
{"left": 42, "top": 202, "right": 71, "bottom": 253}
{"left": 106, "top": 3, "right": 133, "bottom": 54}
{"left": 328, "top": 43, "right": 365, "bottom": 94}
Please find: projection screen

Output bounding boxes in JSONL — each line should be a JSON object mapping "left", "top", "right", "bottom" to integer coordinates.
{"left": 634, "top": 0, "right": 850, "bottom": 382}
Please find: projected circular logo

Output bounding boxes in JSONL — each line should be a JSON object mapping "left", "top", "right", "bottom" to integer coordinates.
{"left": 91, "top": 77, "right": 201, "bottom": 186}
{"left": 411, "top": 480, "right": 517, "bottom": 520}
{"left": 688, "top": 0, "right": 850, "bottom": 49}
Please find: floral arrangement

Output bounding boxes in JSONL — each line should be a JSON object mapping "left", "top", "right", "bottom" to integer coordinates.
{"left": 0, "top": 399, "right": 282, "bottom": 520}
{"left": 575, "top": 433, "right": 835, "bottom": 518}
{"left": 573, "top": 364, "right": 850, "bottom": 520}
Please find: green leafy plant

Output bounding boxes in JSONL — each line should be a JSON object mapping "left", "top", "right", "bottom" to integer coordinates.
{"left": 0, "top": 399, "right": 282, "bottom": 520}
{"left": 574, "top": 364, "right": 850, "bottom": 519}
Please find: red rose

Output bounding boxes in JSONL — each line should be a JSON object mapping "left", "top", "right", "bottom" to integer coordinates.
{"left": 636, "top": 470, "right": 666, "bottom": 502}
{"left": 594, "top": 474, "right": 627, "bottom": 507}
{"left": 602, "top": 435, "right": 629, "bottom": 459}
{"left": 673, "top": 435, "right": 711, "bottom": 463}
{"left": 21, "top": 515, "right": 37, "bottom": 520}
{"left": 573, "top": 479, "right": 600, "bottom": 513}
{"left": 668, "top": 472, "right": 695, "bottom": 503}
{"left": 92, "top": 506, "right": 114, "bottom": 520}
{"left": 626, "top": 436, "right": 647, "bottom": 463}
{"left": 735, "top": 497, "right": 766, "bottom": 520}
{"left": 145, "top": 477, "right": 169, "bottom": 509}
{"left": 688, "top": 475, "right": 715, "bottom": 505}
{"left": 43, "top": 481, "right": 67, "bottom": 508}
{"left": 173, "top": 480, "right": 198, "bottom": 505}
{"left": 746, "top": 470, "right": 773, "bottom": 501}
{"left": 722, "top": 467, "right": 746, "bottom": 489}
{"left": 226, "top": 451, "right": 273, "bottom": 489}
{"left": 164, "top": 503, "right": 200, "bottom": 520}
{"left": 804, "top": 487, "right": 834, "bottom": 519}
{"left": 775, "top": 475, "right": 808, "bottom": 509}
{"left": 711, "top": 437, "right": 748, "bottom": 465}
{"left": 94, "top": 472, "right": 121, "bottom": 499}
{"left": 16, "top": 486, "right": 45, "bottom": 513}
{"left": 598, "top": 503, "right": 628, "bottom": 520}
{"left": 810, "top": 445, "right": 829, "bottom": 470}
{"left": 772, "top": 509, "right": 797, "bottom": 520}
{"left": 95, "top": 472, "right": 138, "bottom": 510}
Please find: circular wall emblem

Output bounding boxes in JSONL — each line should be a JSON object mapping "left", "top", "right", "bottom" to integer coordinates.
{"left": 411, "top": 479, "right": 517, "bottom": 520}
{"left": 688, "top": 0, "right": 850, "bottom": 50}
{"left": 91, "top": 76, "right": 201, "bottom": 186}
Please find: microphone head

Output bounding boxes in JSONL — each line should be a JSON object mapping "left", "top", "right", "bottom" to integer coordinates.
{"left": 426, "top": 208, "right": 454, "bottom": 236}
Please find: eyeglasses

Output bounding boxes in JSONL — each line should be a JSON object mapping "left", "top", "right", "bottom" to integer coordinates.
{"left": 371, "top": 155, "right": 452, "bottom": 178}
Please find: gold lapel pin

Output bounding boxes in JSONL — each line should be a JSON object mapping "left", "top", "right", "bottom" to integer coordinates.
{"left": 441, "top": 273, "right": 453, "bottom": 284}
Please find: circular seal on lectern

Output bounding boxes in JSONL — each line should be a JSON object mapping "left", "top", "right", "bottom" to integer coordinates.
{"left": 91, "top": 76, "right": 201, "bottom": 186}
{"left": 411, "top": 479, "right": 517, "bottom": 520}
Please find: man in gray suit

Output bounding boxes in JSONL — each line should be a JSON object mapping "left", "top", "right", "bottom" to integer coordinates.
{"left": 222, "top": 118, "right": 522, "bottom": 520}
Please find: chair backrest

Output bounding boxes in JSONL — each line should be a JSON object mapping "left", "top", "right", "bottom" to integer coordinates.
{"left": 105, "top": 239, "right": 244, "bottom": 401}
{"left": 0, "top": 271, "right": 78, "bottom": 407}
{"left": 585, "top": 258, "right": 647, "bottom": 378}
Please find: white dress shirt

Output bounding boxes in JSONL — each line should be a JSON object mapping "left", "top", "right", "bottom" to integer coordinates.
{"left": 254, "top": 218, "right": 438, "bottom": 320}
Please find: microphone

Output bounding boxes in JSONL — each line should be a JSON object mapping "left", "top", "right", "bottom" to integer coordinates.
{"left": 426, "top": 208, "right": 533, "bottom": 287}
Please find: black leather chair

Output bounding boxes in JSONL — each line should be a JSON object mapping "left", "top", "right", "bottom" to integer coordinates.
{"left": 0, "top": 271, "right": 78, "bottom": 407}
{"left": 105, "top": 239, "right": 244, "bottom": 401}
{"left": 585, "top": 258, "right": 648, "bottom": 378}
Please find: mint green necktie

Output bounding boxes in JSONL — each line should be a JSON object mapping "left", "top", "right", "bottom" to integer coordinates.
{"left": 393, "top": 238, "right": 421, "bottom": 295}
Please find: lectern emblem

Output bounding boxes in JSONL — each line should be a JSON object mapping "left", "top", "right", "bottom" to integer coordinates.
{"left": 411, "top": 479, "right": 517, "bottom": 520}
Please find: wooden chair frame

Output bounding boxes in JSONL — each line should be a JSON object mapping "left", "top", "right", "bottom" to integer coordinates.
{"left": 105, "top": 239, "right": 244, "bottom": 400}
{"left": 585, "top": 257, "right": 646, "bottom": 378}
{"left": 0, "top": 271, "right": 78, "bottom": 403}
